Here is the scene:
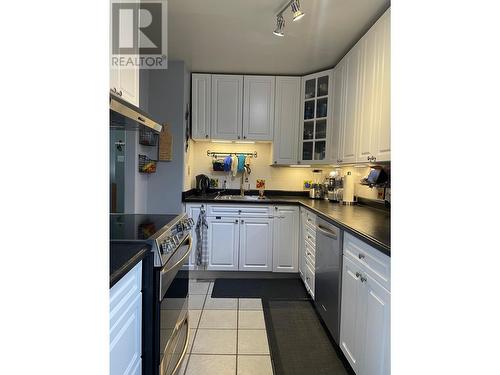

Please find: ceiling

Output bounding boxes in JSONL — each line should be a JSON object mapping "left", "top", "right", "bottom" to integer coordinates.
{"left": 167, "top": 0, "right": 390, "bottom": 75}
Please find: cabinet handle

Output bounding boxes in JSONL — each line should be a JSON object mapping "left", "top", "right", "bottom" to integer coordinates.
{"left": 241, "top": 220, "right": 245, "bottom": 223}
{"left": 367, "top": 156, "right": 371, "bottom": 161}
{"left": 205, "top": 134, "right": 209, "bottom": 138}
{"left": 243, "top": 136, "right": 247, "bottom": 139}
{"left": 372, "top": 157, "right": 376, "bottom": 162}
{"left": 237, "top": 136, "right": 241, "bottom": 139}
{"left": 274, "top": 161, "right": 277, "bottom": 164}
{"left": 360, "top": 276, "right": 367, "bottom": 283}
{"left": 355, "top": 272, "right": 361, "bottom": 278}
{"left": 358, "top": 253, "right": 365, "bottom": 260}
{"left": 235, "top": 220, "right": 239, "bottom": 223}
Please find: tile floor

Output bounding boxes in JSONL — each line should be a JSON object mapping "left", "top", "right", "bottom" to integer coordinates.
{"left": 176, "top": 279, "right": 274, "bottom": 375}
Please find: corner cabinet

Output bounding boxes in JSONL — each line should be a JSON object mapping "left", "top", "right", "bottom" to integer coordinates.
{"left": 211, "top": 75, "right": 244, "bottom": 140}
{"left": 191, "top": 74, "right": 212, "bottom": 140}
{"left": 272, "top": 77, "right": 301, "bottom": 165}
{"left": 299, "top": 70, "right": 334, "bottom": 164}
{"left": 110, "top": 262, "right": 142, "bottom": 375}
{"left": 272, "top": 206, "right": 299, "bottom": 272}
{"left": 243, "top": 76, "right": 275, "bottom": 141}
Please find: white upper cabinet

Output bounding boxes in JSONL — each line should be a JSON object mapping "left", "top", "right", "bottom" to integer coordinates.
{"left": 273, "top": 206, "right": 299, "bottom": 272}
{"left": 273, "top": 77, "right": 301, "bottom": 165}
{"left": 330, "top": 60, "right": 346, "bottom": 164}
{"left": 191, "top": 74, "right": 212, "bottom": 140}
{"left": 243, "top": 76, "right": 275, "bottom": 141}
{"left": 211, "top": 75, "right": 244, "bottom": 140}
{"left": 339, "top": 45, "right": 363, "bottom": 164}
{"left": 356, "top": 9, "right": 391, "bottom": 163}
{"left": 239, "top": 217, "right": 274, "bottom": 271}
{"left": 299, "top": 69, "right": 334, "bottom": 164}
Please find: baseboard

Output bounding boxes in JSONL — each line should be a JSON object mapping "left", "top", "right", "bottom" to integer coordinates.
{"left": 189, "top": 270, "right": 300, "bottom": 280}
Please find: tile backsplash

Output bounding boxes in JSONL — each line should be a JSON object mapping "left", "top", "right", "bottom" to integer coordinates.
{"left": 184, "top": 141, "right": 388, "bottom": 200}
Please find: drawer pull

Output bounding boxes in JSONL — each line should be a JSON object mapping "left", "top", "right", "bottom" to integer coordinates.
{"left": 358, "top": 253, "right": 365, "bottom": 260}
{"left": 360, "top": 276, "right": 367, "bottom": 283}
{"left": 355, "top": 272, "right": 361, "bottom": 278}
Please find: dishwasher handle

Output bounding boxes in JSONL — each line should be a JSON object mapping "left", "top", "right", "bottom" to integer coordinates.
{"left": 316, "top": 224, "right": 338, "bottom": 240}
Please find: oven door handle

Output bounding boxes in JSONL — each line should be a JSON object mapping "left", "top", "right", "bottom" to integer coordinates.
{"left": 159, "top": 236, "right": 192, "bottom": 301}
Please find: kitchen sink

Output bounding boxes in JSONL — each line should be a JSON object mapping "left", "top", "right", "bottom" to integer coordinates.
{"left": 215, "top": 195, "right": 268, "bottom": 201}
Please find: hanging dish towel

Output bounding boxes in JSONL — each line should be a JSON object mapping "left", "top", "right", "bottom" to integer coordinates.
{"left": 237, "top": 154, "right": 246, "bottom": 173}
{"left": 223, "top": 156, "right": 232, "bottom": 172}
{"left": 195, "top": 206, "right": 209, "bottom": 267}
{"left": 231, "top": 155, "right": 238, "bottom": 177}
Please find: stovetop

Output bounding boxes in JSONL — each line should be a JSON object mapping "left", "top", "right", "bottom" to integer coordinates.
{"left": 110, "top": 214, "right": 180, "bottom": 241}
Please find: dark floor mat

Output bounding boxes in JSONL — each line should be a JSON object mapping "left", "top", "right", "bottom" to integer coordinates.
{"left": 211, "top": 278, "right": 310, "bottom": 299}
{"left": 263, "top": 300, "right": 352, "bottom": 375}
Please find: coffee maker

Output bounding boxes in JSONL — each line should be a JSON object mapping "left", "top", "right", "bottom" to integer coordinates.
{"left": 325, "top": 171, "right": 343, "bottom": 202}
{"left": 195, "top": 174, "right": 210, "bottom": 195}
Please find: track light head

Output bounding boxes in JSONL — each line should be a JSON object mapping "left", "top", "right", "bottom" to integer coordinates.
{"left": 291, "top": 0, "right": 305, "bottom": 21}
{"left": 273, "top": 15, "right": 285, "bottom": 37}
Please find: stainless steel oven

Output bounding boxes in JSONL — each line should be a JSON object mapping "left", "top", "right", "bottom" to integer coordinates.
{"left": 156, "top": 235, "right": 192, "bottom": 375}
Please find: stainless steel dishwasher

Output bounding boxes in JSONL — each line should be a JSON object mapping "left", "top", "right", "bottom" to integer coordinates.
{"left": 315, "top": 217, "right": 342, "bottom": 345}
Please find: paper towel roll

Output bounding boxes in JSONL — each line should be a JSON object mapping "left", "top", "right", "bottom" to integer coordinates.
{"left": 343, "top": 172, "right": 355, "bottom": 203}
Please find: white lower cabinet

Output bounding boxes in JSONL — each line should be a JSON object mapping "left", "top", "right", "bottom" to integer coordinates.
{"left": 273, "top": 206, "right": 299, "bottom": 272}
{"left": 340, "top": 255, "right": 391, "bottom": 375}
{"left": 207, "top": 217, "right": 240, "bottom": 270}
{"left": 299, "top": 208, "right": 317, "bottom": 298}
{"left": 239, "top": 217, "right": 273, "bottom": 271}
{"left": 110, "top": 262, "right": 142, "bottom": 375}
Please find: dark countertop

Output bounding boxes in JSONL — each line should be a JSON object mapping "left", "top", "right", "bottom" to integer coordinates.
{"left": 110, "top": 242, "right": 150, "bottom": 288}
{"left": 184, "top": 193, "right": 390, "bottom": 256}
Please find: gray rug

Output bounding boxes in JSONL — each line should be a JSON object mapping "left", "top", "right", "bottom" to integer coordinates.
{"left": 263, "top": 300, "right": 352, "bottom": 375}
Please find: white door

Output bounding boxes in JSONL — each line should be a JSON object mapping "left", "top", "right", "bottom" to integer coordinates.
{"left": 211, "top": 75, "right": 243, "bottom": 140}
{"left": 331, "top": 61, "right": 346, "bottom": 164}
{"left": 207, "top": 217, "right": 239, "bottom": 270}
{"left": 186, "top": 204, "right": 202, "bottom": 268}
{"left": 340, "top": 256, "right": 364, "bottom": 373}
{"left": 243, "top": 76, "right": 275, "bottom": 141}
{"left": 273, "top": 206, "right": 299, "bottom": 272}
{"left": 119, "top": 67, "right": 140, "bottom": 107}
{"left": 359, "top": 274, "right": 391, "bottom": 375}
{"left": 273, "top": 77, "right": 301, "bottom": 165}
{"left": 339, "top": 45, "right": 363, "bottom": 164}
{"left": 372, "top": 9, "right": 391, "bottom": 162}
{"left": 191, "top": 74, "right": 211, "bottom": 140}
{"left": 239, "top": 218, "right": 273, "bottom": 271}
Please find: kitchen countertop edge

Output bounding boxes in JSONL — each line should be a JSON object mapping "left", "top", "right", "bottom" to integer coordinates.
{"left": 110, "top": 244, "right": 150, "bottom": 289}
{"left": 183, "top": 195, "right": 390, "bottom": 256}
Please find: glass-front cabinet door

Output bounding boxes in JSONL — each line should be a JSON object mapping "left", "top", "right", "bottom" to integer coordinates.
{"left": 299, "top": 70, "right": 333, "bottom": 163}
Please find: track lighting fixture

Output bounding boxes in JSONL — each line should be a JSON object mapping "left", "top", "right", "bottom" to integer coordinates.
{"left": 272, "top": 0, "right": 306, "bottom": 36}
{"left": 273, "top": 15, "right": 285, "bottom": 37}
{"left": 291, "top": 0, "right": 305, "bottom": 22}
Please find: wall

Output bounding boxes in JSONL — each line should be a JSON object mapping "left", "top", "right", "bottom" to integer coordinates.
{"left": 187, "top": 141, "right": 387, "bottom": 200}
{"left": 146, "top": 61, "right": 190, "bottom": 214}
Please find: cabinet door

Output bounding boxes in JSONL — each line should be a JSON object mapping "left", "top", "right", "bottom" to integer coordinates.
{"left": 359, "top": 274, "right": 391, "bottom": 375}
{"left": 298, "top": 209, "right": 307, "bottom": 279}
{"left": 239, "top": 218, "right": 273, "bottom": 271}
{"left": 211, "top": 75, "right": 243, "bottom": 140}
{"left": 273, "top": 206, "right": 299, "bottom": 272}
{"left": 340, "top": 256, "right": 364, "bottom": 373}
{"left": 339, "top": 46, "right": 363, "bottom": 164}
{"left": 372, "top": 9, "right": 391, "bottom": 162}
{"left": 186, "top": 204, "right": 202, "bottom": 267}
{"left": 273, "top": 77, "right": 301, "bottom": 165}
{"left": 300, "top": 70, "right": 334, "bottom": 163}
{"left": 207, "top": 217, "right": 239, "bottom": 270}
{"left": 243, "top": 76, "right": 275, "bottom": 141}
{"left": 191, "top": 74, "right": 211, "bottom": 140}
{"left": 331, "top": 61, "right": 346, "bottom": 163}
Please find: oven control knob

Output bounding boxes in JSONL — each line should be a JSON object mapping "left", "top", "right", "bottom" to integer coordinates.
{"left": 176, "top": 222, "right": 184, "bottom": 233}
{"left": 160, "top": 240, "right": 167, "bottom": 254}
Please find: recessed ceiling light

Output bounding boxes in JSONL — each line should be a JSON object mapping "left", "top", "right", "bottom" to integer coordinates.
{"left": 291, "top": 0, "right": 305, "bottom": 22}
{"left": 273, "top": 15, "right": 285, "bottom": 37}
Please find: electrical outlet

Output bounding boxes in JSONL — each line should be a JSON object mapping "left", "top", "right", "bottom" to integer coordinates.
{"left": 377, "top": 189, "right": 384, "bottom": 199}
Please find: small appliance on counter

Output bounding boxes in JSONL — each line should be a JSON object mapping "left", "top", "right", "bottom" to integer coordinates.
{"left": 195, "top": 174, "right": 210, "bottom": 195}
{"left": 325, "top": 171, "right": 343, "bottom": 202}
{"left": 309, "top": 183, "right": 326, "bottom": 199}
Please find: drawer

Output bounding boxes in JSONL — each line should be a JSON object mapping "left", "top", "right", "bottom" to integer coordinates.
{"left": 304, "top": 240, "right": 315, "bottom": 267}
{"left": 110, "top": 261, "right": 142, "bottom": 328}
{"left": 304, "top": 209, "right": 316, "bottom": 227}
{"left": 207, "top": 204, "right": 271, "bottom": 217}
{"left": 304, "top": 261, "right": 315, "bottom": 298}
{"left": 304, "top": 224, "right": 316, "bottom": 246}
{"left": 344, "top": 233, "right": 390, "bottom": 291}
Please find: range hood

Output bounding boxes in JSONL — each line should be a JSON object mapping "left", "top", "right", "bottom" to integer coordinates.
{"left": 110, "top": 92, "right": 163, "bottom": 133}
